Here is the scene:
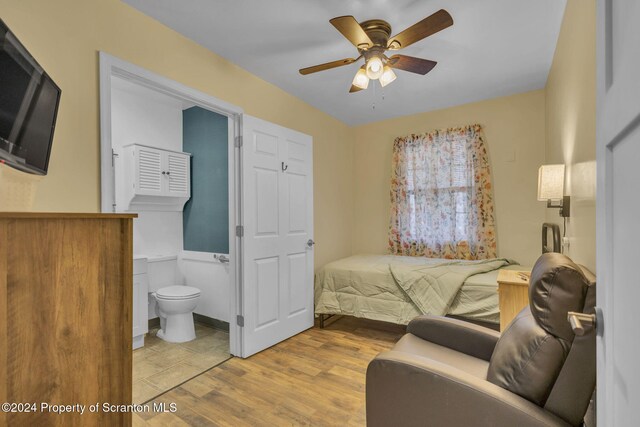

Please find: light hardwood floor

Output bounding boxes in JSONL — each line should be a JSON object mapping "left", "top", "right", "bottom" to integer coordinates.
{"left": 133, "top": 317, "right": 406, "bottom": 426}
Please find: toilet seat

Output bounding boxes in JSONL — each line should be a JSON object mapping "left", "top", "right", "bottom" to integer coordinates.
{"left": 155, "top": 285, "right": 201, "bottom": 300}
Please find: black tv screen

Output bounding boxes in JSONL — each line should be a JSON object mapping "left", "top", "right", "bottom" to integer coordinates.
{"left": 0, "top": 19, "right": 61, "bottom": 175}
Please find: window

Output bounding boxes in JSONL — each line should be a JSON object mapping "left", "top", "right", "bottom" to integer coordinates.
{"left": 389, "top": 124, "right": 496, "bottom": 260}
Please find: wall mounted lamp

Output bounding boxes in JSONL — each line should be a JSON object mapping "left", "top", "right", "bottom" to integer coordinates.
{"left": 537, "top": 164, "right": 570, "bottom": 217}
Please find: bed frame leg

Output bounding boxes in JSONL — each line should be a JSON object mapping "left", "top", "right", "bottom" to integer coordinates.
{"left": 318, "top": 314, "right": 337, "bottom": 329}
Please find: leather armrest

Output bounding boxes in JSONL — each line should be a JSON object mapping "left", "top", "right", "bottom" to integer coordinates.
{"left": 366, "top": 351, "right": 571, "bottom": 427}
{"left": 407, "top": 315, "right": 500, "bottom": 361}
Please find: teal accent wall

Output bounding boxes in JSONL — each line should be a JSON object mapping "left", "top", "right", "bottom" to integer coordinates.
{"left": 183, "top": 107, "right": 228, "bottom": 253}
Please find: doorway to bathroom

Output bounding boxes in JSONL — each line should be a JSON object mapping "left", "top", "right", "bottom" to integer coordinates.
{"left": 99, "top": 53, "right": 241, "bottom": 403}
{"left": 99, "top": 53, "right": 316, "bottom": 402}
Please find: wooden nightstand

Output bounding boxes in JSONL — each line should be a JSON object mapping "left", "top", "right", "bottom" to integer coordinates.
{"left": 497, "top": 269, "right": 531, "bottom": 331}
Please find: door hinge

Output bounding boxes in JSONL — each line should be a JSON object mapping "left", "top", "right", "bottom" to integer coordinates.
{"left": 111, "top": 149, "right": 119, "bottom": 167}
{"left": 236, "top": 225, "right": 244, "bottom": 237}
{"left": 236, "top": 315, "right": 244, "bottom": 327}
{"left": 234, "top": 136, "right": 243, "bottom": 148}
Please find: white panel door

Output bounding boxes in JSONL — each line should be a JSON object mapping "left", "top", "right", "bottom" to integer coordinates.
{"left": 596, "top": 1, "right": 640, "bottom": 425}
{"left": 241, "top": 115, "right": 313, "bottom": 357}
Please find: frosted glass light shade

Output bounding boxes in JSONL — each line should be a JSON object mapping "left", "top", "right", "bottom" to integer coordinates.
{"left": 379, "top": 66, "right": 397, "bottom": 87}
{"left": 352, "top": 68, "right": 369, "bottom": 89}
{"left": 537, "top": 164, "right": 565, "bottom": 201}
{"left": 365, "top": 56, "right": 384, "bottom": 80}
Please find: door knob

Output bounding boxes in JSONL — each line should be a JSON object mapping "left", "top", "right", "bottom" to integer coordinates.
{"left": 306, "top": 239, "right": 315, "bottom": 248}
{"left": 567, "top": 311, "right": 596, "bottom": 336}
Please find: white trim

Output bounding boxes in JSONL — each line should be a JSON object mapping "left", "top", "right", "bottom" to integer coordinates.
{"left": 98, "top": 52, "right": 244, "bottom": 357}
{"left": 146, "top": 255, "right": 178, "bottom": 263}
{"left": 180, "top": 250, "right": 225, "bottom": 263}
{"left": 122, "top": 142, "right": 193, "bottom": 157}
{"left": 231, "top": 113, "right": 244, "bottom": 357}
{"left": 99, "top": 54, "right": 114, "bottom": 213}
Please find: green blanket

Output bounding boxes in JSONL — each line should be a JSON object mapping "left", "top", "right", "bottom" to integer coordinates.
{"left": 315, "top": 254, "right": 516, "bottom": 325}
{"left": 390, "top": 258, "right": 512, "bottom": 316}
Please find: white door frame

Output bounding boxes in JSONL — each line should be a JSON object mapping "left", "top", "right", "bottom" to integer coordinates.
{"left": 98, "top": 52, "right": 244, "bottom": 356}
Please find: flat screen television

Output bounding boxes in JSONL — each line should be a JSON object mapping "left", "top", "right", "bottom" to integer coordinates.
{"left": 0, "top": 19, "right": 61, "bottom": 175}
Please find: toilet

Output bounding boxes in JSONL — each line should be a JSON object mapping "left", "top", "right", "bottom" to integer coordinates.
{"left": 147, "top": 255, "right": 201, "bottom": 343}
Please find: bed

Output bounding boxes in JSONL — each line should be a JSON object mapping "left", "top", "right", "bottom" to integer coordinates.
{"left": 314, "top": 254, "right": 524, "bottom": 328}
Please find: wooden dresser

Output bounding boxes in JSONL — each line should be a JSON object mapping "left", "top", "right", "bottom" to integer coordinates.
{"left": 0, "top": 213, "right": 136, "bottom": 426}
{"left": 497, "top": 269, "right": 531, "bottom": 331}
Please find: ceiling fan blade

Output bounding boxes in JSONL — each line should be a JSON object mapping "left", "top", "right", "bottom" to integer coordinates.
{"left": 349, "top": 84, "right": 364, "bottom": 93}
{"left": 387, "top": 9, "right": 453, "bottom": 50}
{"left": 330, "top": 16, "right": 374, "bottom": 49}
{"left": 299, "top": 58, "right": 357, "bottom": 75}
{"left": 388, "top": 55, "right": 437, "bottom": 75}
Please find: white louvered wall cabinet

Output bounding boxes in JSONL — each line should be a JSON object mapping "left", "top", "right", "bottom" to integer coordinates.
{"left": 116, "top": 143, "right": 191, "bottom": 212}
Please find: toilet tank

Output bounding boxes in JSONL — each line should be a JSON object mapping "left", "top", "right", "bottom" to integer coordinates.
{"left": 146, "top": 255, "right": 179, "bottom": 291}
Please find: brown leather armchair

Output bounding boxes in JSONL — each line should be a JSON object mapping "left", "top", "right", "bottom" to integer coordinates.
{"left": 366, "top": 253, "right": 596, "bottom": 427}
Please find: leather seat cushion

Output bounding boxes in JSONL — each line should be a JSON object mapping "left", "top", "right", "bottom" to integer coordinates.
{"left": 393, "top": 333, "right": 490, "bottom": 379}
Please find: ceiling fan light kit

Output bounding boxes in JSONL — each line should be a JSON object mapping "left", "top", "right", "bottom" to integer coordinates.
{"left": 365, "top": 55, "right": 384, "bottom": 79}
{"left": 299, "top": 9, "right": 453, "bottom": 93}
{"left": 379, "top": 65, "right": 397, "bottom": 88}
{"left": 352, "top": 67, "right": 370, "bottom": 90}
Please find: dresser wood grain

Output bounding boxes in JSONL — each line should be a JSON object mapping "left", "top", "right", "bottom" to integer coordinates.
{"left": 0, "top": 213, "right": 136, "bottom": 426}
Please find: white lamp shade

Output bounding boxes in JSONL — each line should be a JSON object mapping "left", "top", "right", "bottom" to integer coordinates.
{"left": 537, "top": 164, "right": 565, "bottom": 201}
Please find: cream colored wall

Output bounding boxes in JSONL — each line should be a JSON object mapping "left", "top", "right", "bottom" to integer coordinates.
{"left": 0, "top": 0, "right": 354, "bottom": 270}
{"left": 352, "top": 90, "right": 547, "bottom": 266}
{"left": 0, "top": 0, "right": 595, "bottom": 272}
{"left": 545, "top": 0, "right": 596, "bottom": 271}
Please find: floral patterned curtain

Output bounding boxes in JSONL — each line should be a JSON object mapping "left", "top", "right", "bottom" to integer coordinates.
{"left": 388, "top": 124, "right": 497, "bottom": 260}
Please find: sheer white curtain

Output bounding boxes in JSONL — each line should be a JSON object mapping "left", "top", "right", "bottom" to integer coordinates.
{"left": 388, "top": 124, "right": 497, "bottom": 259}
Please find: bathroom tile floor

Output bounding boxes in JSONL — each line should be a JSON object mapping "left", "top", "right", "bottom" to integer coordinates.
{"left": 133, "top": 322, "right": 231, "bottom": 404}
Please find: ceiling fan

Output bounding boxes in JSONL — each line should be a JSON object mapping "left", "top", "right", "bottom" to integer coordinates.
{"left": 299, "top": 9, "right": 453, "bottom": 93}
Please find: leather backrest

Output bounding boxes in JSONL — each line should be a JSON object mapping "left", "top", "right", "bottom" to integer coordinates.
{"left": 528, "top": 253, "right": 590, "bottom": 341}
{"left": 543, "top": 265, "right": 597, "bottom": 425}
{"left": 487, "top": 253, "right": 590, "bottom": 407}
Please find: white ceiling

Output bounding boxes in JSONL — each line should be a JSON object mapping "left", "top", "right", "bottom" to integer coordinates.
{"left": 123, "top": 0, "right": 566, "bottom": 126}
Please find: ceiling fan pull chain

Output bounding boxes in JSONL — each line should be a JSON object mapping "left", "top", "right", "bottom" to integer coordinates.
{"left": 372, "top": 82, "right": 376, "bottom": 110}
